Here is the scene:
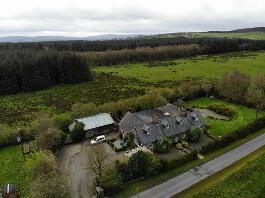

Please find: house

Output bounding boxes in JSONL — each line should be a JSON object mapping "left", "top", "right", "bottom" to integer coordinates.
{"left": 69, "top": 113, "right": 115, "bottom": 139}
{"left": 1, "top": 184, "right": 17, "bottom": 198}
{"left": 119, "top": 104, "right": 205, "bottom": 146}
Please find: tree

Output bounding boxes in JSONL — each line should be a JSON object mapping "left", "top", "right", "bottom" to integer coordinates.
{"left": 71, "top": 102, "right": 98, "bottom": 119}
{"left": 70, "top": 121, "right": 85, "bottom": 142}
{"left": 186, "top": 128, "right": 202, "bottom": 143}
{"left": 35, "top": 128, "right": 65, "bottom": 152}
{"left": 30, "top": 175, "right": 71, "bottom": 198}
{"left": 217, "top": 71, "right": 250, "bottom": 103}
{"left": 87, "top": 144, "right": 108, "bottom": 178}
{"left": 25, "top": 150, "right": 58, "bottom": 179}
{"left": 128, "top": 151, "right": 161, "bottom": 179}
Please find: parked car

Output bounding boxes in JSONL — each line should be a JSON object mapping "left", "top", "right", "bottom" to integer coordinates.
{"left": 90, "top": 135, "right": 106, "bottom": 145}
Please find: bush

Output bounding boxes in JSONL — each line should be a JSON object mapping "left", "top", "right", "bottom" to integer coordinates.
{"left": 30, "top": 175, "right": 71, "bottom": 198}
{"left": 201, "top": 116, "right": 265, "bottom": 154}
{"left": 206, "top": 103, "right": 237, "bottom": 119}
{"left": 0, "top": 125, "right": 18, "bottom": 148}
{"left": 160, "top": 150, "right": 198, "bottom": 171}
{"left": 97, "top": 170, "right": 126, "bottom": 196}
{"left": 35, "top": 128, "right": 65, "bottom": 152}
{"left": 186, "top": 128, "right": 202, "bottom": 143}
{"left": 53, "top": 113, "right": 72, "bottom": 133}
{"left": 217, "top": 71, "right": 250, "bottom": 104}
{"left": 128, "top": 151, "right": 161, "bottom": 180}
{"left": 70, "top": 121, "right": 85, "bottom": 142}
{"left": 25, "top": 150, "right": 58, "bottom": 179}
{"left": 154, "top": 138, "right": 173, "bottom": 154}
{"left": 71, "top": 102, "right": 99, "bottom": 119}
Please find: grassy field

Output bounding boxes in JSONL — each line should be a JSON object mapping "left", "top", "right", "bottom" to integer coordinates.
{"left": 111, "top": 129, "right": 265, "bottom": 198}
{"left": 94, "top": 51, "right": 265, "bottom": 83}
{"left": 187, "top": 97, "right": 263, "bottom": 136}
{"left": 192, "top": 31, "right": 265, "bottom": 40}
{"left": 1, "top": 51, "right": 265, "bottom": 126}
{"left": 175, "top": 146, "right": 265, "bottom": 198}
{"left": 0, "top": 145, "right": 30, "bottom": 194}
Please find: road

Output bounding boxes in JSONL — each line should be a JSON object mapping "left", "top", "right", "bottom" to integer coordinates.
{"left": 131, "top": 132, "right": 265, "bottom": 198}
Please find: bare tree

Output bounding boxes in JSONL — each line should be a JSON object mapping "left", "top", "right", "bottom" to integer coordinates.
{"left": 87, "top": 144, "right": 108, "bottom": 178}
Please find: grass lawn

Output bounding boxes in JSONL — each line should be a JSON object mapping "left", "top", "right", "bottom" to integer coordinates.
{"left": 187, "top": 97, "right": 263, "bottom": 136}
{"left": 110, "top": 129, "right": 265, "bottom": 198}
{"left": 192, "top": 31, "right": 265, "bottom": 40}
{"left": 94, "top": 51, "right": 265, "bottom": 83}
{"left": 0, "top": 145, "right": 30, "bottom": 195}
{"left": 175, "top": 146, "right": 265, "bottom": 198}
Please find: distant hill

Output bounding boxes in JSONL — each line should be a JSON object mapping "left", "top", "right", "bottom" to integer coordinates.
{"left": 208, "top": 27, "right": 265, "bottom": 33}
{"left": 0, "top": 34, "right": 141, "bottom": 43}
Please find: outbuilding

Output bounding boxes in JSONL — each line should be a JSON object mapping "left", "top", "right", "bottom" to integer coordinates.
{"left": 1, "top": 184, "right": 17, "bottom": 198}
{"left": 69, "top": 113, "right": 116, "bottom": 139}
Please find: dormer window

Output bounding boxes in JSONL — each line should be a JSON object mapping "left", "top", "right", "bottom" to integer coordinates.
{"left": 176, "top": 117, "right": 183, "bottom": 124}
{"left": 161, "top": 120, "right": 170, "bottom": 129}
{"left": 191, "top": 113, "right": 199, "bottom": 121}
{"left": 142, "top": 125, "right": 151, "bottom": 134}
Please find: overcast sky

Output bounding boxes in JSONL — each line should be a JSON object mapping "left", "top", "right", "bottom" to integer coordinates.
{"left": 0, "top": 0, "right": 264, "bottom": 36}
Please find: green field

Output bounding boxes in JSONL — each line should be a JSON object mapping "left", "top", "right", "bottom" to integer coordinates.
{"left": 187, "top": 148, "right": 265, "bottom": 198}
{"left": 187, "top": 97, "right": 263, "bottom": 136}
{"left": 1, "top": 51, "right": 265, "bottom": 126}
{"left": 94, "top": 51, "right": 265, "bottom": 83}
{"left": 192, "top": 31, "right": 265, "bottom": 40}
{"left": 0, "top": 145, "right": 29, "bottom": 194}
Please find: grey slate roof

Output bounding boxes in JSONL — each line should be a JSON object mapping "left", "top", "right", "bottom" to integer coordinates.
{"left": 69, "top": 113, "right": 115, "bottom": 131}
{"left": 119, "top": 104, "right": 205, "bottom": 145}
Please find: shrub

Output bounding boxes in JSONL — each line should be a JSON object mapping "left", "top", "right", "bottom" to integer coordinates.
{"left": 70, "top": 121, "right": 85, "bottom": 142}
{"left": 201, "top": 116, "right": 265, "bottom": 154}
{"left": 206, "top": 103, "right": 237, "bottom": 119}
{"left": 217, "top": 71, "right": 250, "bottom": 103}
{"left": 25, "top": 150, "right": 58, "bottom": 179}
{"left": 154, "top": 138, "right": 173, "bottom": 154}
{"left": 186, "top": 128, "right": 202, "bottom": 143}
{"left": 30, "top": 175, "right": 71, "bottom": 198}
{"left": 0, "top": 125, "right": 18, "bottom": 148}
{"left": 160, "top": 150, "right": 198, "bottom": 171}
{"left": 35, "top": 128, "right": 65, "bottom": 152}
{"left": 52, "top": 113, "right": 72, "bottom": 133}
{"left": 97, "top": 170, "right": 126, "bottom": 196}
{"left": 71, "top": 102, "right": 99, "bottom": 119}
{"left": 127, "top": 151, "right": 161, "bottom": 180}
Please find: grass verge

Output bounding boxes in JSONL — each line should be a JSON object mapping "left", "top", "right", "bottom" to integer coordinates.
{"left": 174, "top": 145, "right": 265, "bottom": 198}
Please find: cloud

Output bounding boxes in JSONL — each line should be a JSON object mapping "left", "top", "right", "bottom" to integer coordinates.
{"left": 0, "top": 0, "right": 264, "bottom": 36}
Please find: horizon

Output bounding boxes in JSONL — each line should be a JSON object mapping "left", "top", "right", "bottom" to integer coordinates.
{"left": 0, "top": 0, "right": 264, "bottom": 37}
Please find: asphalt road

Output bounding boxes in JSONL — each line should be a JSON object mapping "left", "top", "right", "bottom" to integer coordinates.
{"left": 131, "top": 133, "right": 265, "bottom": 198}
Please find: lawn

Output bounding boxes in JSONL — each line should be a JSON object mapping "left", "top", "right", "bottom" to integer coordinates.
{"left": 192, "top": 31, "right": 265, "bottom": 40}
{"left": 187, "top": 97, "right": 263, "bottom": 136}
{"left": 94, "top": 51, "right": 265, "bottom": 83}
{"left": 176, "top": 146, "right": 265, "bottom": 198}
{"left": 0, "top": 145, "right": 30, "bottom": 195}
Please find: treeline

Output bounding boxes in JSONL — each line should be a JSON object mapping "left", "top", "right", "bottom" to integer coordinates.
{"left": 0, "top": 50, "right": 91, "bottom": 95}
{"left": 1, "top": 37, "right": 265, "bottom": 53}
{"left": 79, "top": 44, "right": 202, "bottom": 66}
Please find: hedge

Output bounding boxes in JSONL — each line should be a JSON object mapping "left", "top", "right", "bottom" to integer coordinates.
{"left": 201, "top": 116, "right": 265, "bottom": 154}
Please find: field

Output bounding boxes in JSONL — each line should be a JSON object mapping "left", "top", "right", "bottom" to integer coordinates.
{"left": 187, "top": 97, "right": 263, "bottom": 136}
{"left": 175, "top": 146, "right": 265, "bottom": 198}
{"left": 0, "top": 145, "right": 30, "bottom": 194}
{"left": 1, "top": 51, "right": 265, "bottom": 126}
{"left": 192, "top": 32, "right": 265, "bottom": 40}
{"left": 94, "top": 51, "right": 265, "bottom": 83}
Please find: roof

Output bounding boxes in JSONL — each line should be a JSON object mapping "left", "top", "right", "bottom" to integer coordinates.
{"left": 69, "top": 113, "right": 115, "bottom": 131}
{"left": 2, "top": 184, "right": 16, "bottom": 194}
{"left": 119, "top": 104, "right": 205, "bottom": 145}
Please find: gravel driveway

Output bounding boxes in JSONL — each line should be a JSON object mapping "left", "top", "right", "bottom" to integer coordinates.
{"left": 57, "top": 141, "right": 124, "bottom": 198}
